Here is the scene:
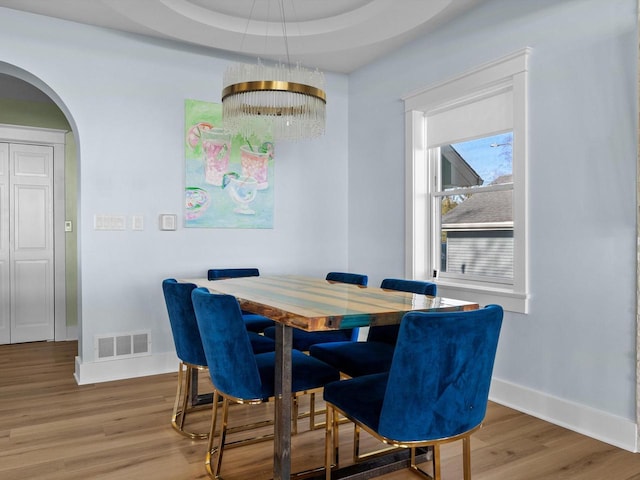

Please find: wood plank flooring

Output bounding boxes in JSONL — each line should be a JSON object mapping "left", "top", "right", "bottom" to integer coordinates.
{"left": 1, "top": 341, "right": 639, "bottom": 479}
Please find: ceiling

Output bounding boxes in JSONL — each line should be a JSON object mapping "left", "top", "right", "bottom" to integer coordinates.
{"left": 0, "top": 0, "right": 483, "bottom": 73}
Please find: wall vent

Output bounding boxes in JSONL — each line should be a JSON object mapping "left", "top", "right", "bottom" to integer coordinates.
{"left": 95, "top": 331, "right": 151, "bottom": 361}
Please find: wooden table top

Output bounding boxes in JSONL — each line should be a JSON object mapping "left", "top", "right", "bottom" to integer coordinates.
{"left": 182, "top": 275, "right": 479, "bottom": 331}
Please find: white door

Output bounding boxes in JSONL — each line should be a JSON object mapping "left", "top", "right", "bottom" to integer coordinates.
{"left": 0, "top": 143, "right": 55, "bottom": 343}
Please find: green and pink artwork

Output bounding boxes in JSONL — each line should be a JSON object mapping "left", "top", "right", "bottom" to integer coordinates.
{"left": 184, "top": 99, "right": 274, "bottom": 228}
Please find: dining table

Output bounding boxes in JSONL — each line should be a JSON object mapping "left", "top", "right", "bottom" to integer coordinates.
{"left": 182, "top": 275, "right": 479, "bottom": 479}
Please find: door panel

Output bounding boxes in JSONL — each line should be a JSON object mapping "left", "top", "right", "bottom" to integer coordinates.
{"left": 9, "top": 143, "right": 54, "bottom": 343}
{"left": 12, "top": 260, "right": 52, "bottom": 342}
{"left": 15, "top": 185, "right": 49, "bottom": 249}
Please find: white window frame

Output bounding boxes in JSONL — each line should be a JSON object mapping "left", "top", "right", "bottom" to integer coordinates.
{"left": 403, "top": 49, "right": 530, "bottom": 313}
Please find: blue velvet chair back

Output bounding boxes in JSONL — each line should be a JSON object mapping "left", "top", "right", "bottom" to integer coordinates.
{"left": 162, "top": 279, "right": 207, "bottom": 367}
{"left": 326, "top": 271, "right": 368, "bottom": 286}
{"left": 379, "top": 278, "right": 436, "bottom": 296}
{"left": 378, "top": 304, "right": 503, "bottom": 442}
{"left": 325, "top": 272, "right": 368, "bottom": 341}
{"left": 191, "top": 287, "right": 263, "bottom": 400}
{"left": 207, "top": 268, "right": 260, "bottom": 281}
{"left": 367, "top": 278, "right": 437, "bottom": 344}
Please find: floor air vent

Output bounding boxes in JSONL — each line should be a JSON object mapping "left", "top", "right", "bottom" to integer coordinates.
{"left": 95, "top": 332, "right": 151, "bottom": 361}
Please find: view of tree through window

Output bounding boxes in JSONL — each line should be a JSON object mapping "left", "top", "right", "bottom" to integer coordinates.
{"left": 436, "top": 132, "right": 514, "bottom": 282}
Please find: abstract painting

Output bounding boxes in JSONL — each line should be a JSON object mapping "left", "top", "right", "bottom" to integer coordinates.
{"left": 184, "top": 99, "right": 274, "bottom": 228}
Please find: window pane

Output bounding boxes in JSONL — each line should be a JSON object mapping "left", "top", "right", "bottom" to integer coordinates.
{"left": 439, "top": 189, "right": 513, "bottom": 282}
{"left": 440, "top": 132, "right": 513, "bottom": 191}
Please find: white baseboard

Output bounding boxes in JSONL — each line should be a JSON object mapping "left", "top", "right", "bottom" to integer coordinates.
{"left": 74, "top": 351, "right": 180, "bottom": 385}
{"left": 490, "top": 377, "right": 638, "bottom": 453}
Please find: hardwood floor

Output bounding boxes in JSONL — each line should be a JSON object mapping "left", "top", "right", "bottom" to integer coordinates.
{"left": 1, "top": 341, "right": 639, "bottom": 479}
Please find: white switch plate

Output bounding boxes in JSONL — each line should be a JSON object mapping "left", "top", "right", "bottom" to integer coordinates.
{"left": 64, "top": 220, "right": 73, "bottom": 232}
{"left": 159, "top": 214, "right": 177, "bottom": 231}
{"left": 110, "top": 215, "right": 126, "bottom": 230}
{"left": 131, "top": 215, "right": 144, "bottom": 231}
{"left": 94, "top": 214, "right": 127, "bottom": 230}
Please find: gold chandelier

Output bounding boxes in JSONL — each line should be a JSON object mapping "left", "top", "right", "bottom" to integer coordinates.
{"left": 221, "top": 1, "right": 326, "bottom": 142}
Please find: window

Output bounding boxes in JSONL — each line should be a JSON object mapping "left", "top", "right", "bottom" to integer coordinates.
{"left": 436, "top": 133, "right": 513, "bottom": 283}
{"left": 404, "top": 49, "right": 529, "bottom": 313}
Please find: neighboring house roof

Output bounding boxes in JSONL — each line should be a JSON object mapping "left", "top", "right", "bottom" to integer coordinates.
{"left": 442, "top": 145, "right": 483, "bottom": 188}
{"left": 442, "top": 174, "right": 513, "bottom": 226}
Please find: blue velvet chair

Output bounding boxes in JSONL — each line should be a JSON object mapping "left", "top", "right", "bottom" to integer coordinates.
{"left": 263, "top": 271, "right": 369, "bottom": 350}
{"left": 191, "top": 287, "right": 340, "bottom": 479}
{"left": 323, "top": 304, "right": 503, "bottom": 480}
{"left": 206, "top": 267, "right": 275, "bottom": 333}
{"left": 162, "top": 279, "right": 275, "bottom": 439}
{"left": 309, "top": 278, "right": 437, "bottom": 378}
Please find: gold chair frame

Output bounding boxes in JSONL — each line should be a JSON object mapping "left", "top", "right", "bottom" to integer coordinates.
{"left": 171, "top": 361, "right": 211, "bottom": 439}
{"left": 173, "top": 361, "right": 282, "bottom": 442}
{"left": 302, "top": 372, "right": 352, "bottom": 431}
{"left": 325, "top": 403, "right": 482, "bottom": 480}
{"left": 205, "top": 387, "right": 327, "bottom": 479}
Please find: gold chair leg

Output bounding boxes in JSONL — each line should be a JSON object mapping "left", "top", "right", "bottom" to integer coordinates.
{"left": 310, "top": 392, "right": 317, "bottom": 429}
{"left": 433, "top": 443, "right": 441, "bottom": 480}
{"left": 293, "top": 395, "right": 299, "bottom": 435}
{"left": 462, "top": 436, "right": 471, "bottom": 480}
{"left": 205, "top": 391, "right": 231, "bottom": 479}
{"left": 171, "top": 362, "right": 187, "bottom": 431}
{"left": 325, "top": 405, "right": 333, "bottom": 480}
{"left": 409, "top": 445, "right": 440, "bottom": 480}
{"left": 180, "top": 364, "right": 192, "bottom": 431}
{"left": 205, "top": 391, "right": 220, "bottom": 479}
{"left": 294, "top": 391, "right": 327, "bottom": 430}
{"left": 171, "top": 363, "right": 209, "bottom": 439}
{"left": 353, "top": 422, "right": 399, "bottom": 463}
{"left": 332, "top": 406, "right": 340, "bottom": 469}
{"left": 212, "top": 398, "right": 229, "bottom": 479}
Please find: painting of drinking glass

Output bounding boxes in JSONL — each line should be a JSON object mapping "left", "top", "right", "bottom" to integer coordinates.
{"left": 184, "top": 98, "right": 274, "bottom": 228}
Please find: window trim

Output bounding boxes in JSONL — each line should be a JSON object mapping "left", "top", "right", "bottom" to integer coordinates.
{"left": 403, "top": 49, "right": 530, "bottom": 314}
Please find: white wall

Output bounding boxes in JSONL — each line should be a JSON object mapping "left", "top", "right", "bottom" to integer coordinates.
{"left": 348, "top": 0, "right": 638, "bottom": 450}
{"left": 0, "top": 8, "right": 349, "bottom": 379}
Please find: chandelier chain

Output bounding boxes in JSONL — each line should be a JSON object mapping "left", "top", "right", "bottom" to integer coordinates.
{"left": 278, "top": 0, "right": 291, "bottom": 67}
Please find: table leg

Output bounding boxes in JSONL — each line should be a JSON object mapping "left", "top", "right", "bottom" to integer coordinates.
{"left": 274, "top": 323, "right": 292, "bottom": 480}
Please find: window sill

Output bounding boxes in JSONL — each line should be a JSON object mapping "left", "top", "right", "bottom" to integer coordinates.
{"left": 434, "top": 280, "right": 528, "bottom": 314}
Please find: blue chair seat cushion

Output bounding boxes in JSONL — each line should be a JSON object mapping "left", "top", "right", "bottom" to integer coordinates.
{"left": 263, "top": 327, "right": 352, "bottom": 351}
{"left": 309, "top": 341, "right": 395, "bottom": 377}
{"left": 248, "top": 332, "right": 276, "bottom": 354}
{"left": 243, "top": 313, "right": 275, "bottom": 333}
{"left": 323, "top": 373, "right": 389, "bottom": 432}
{"left": 255, "top": 350, "right": 340, "bottom": 399}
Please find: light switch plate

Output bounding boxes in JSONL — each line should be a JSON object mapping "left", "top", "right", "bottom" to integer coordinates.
{"left": 159, "top": 214, "right": 177, "bottom": 231}
{"left": 132, "top": 215, "right": 144, "bottom": 231}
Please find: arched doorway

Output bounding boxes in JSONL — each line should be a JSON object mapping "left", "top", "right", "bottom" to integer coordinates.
{"left": 0, "top": 66, "right": 79, "bottom": 346}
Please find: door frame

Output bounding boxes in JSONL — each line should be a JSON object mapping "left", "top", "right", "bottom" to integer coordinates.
{"left": 636, "top": 0, "right": 640, "bottom": 447}
{"left": 0, "top": 123, "right": 67, "bottom": 342}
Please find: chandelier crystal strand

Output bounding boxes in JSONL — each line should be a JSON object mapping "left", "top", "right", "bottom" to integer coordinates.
{"left": 222, "top": 61, "right": 326, "bottom": 141}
